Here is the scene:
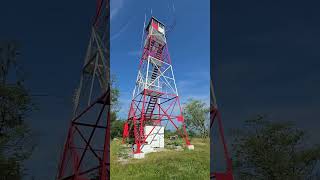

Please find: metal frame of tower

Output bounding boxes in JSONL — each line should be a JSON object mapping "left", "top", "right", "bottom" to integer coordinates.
{"left": 56, "top": 0, "right": 110, "bottom": 179}
{"left": 122, "top": 17, "right": 193, "bottom": 155}
{"left": 210, "top": 80, "right": 234, "bottom": 180}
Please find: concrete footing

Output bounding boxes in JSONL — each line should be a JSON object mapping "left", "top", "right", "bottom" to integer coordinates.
{"left": 133, "top": 152, "right": 145, "bottom": 159}
{"left": 187, "top": 145, "right": 194, "bottom": 150}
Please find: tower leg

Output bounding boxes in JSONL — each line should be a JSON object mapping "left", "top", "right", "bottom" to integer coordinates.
{"left": 159, "top": 105, "right": 194, "bottom": 150}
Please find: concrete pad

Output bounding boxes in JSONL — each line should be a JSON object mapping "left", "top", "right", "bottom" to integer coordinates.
{"left": 141, "top": 144, "right": 154, "bottom": 154}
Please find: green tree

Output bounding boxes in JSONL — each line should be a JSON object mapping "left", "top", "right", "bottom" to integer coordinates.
{"left": 110, "top": 74, "right": 120, "bottom": 116}
{"left": 164, "top": 129, "right": 172, "bottom": 138}
{"left": 232, "top": 115, "right": 320, "bottom": 180}
{"left": 183, "top": 99, "right": 209, "bottom": 139}
{"left": 111, "top": 119, "right": 124, "bottom": 139}
{"left": 109, "top": 75, "right": 124, "bottom": 139}
{"left": 0, "top": 41, "right": 35, "bottom": 179}
{"left": 109, "top": 74, "right": 120, "bottom": 125}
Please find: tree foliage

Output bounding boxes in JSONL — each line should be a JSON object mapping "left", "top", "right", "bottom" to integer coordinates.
{"left": 110, "top": 74, "right": 120, "bottom": 115}
{"left": 0, "top": 41, "right": 35, "bottom": 179}
{"left": 111, "top": 119, "right": 124, "bottom": 139}
{"left": 232, "top": 115, "right": 320, "bottom": 180}
{"left": 109, "top": 75, "right": 124, "bottom": 139}
{"left": 183, "top": 99, "right": 209, "bottom": 138}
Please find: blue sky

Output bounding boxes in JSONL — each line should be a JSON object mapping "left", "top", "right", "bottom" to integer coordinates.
{"left": 110, "top": 0, "right": 210, "bottom": 119}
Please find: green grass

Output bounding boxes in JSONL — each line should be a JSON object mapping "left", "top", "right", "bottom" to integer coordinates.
{"left": 110, "top": 138, "right": 210, "bottom": 180}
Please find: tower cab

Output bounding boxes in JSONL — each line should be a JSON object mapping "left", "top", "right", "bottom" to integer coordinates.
{"left": 144, "top": 17, "right": 166, "bottom": 65}
{"left": 146, "top": 16, "right": 166, "bottom": 40}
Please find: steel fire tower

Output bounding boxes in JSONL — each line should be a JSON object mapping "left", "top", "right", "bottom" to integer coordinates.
{"left": 122, "top": 17, "right": 194, "bottom": 158}
{"left": 56, "top": 0, "right": 110, "bottom": 179}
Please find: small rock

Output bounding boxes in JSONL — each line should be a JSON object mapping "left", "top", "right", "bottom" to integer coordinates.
{"left": 175, "top": 146, "right": 183, "bottom": 151}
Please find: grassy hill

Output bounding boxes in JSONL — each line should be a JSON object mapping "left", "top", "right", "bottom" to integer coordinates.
{"left": 110, "top": 138, "right": 210, "bottom": 180}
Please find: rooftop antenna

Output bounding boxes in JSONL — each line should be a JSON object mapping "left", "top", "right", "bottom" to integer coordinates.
{"left": 139, "top": 13, "right": 147, "bottom": 53}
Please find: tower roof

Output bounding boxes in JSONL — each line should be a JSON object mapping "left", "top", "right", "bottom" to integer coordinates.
{"left": 145, "top": 16, "right": 165, "bottom": 32}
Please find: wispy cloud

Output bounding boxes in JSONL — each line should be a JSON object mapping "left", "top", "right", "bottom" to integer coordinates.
{"left": 110, "top": 0, "right": 124, "bottom": 20}
{"left": 118, "top": 91, "right": 132, "bottom": 119}
{"left": 128, "top": 50, "right": 141, "bottom": 57}
{"left": 177, "top": 70, "right": 210, "bottom": 105}
{"left": 110, "top": 20, "right": 132, "bottom": 41}
{"left": 183, "top": 69, "right": 210, "bottom": 80}
{"left": 110, "top": 0, "right": 131, "bottom": 41}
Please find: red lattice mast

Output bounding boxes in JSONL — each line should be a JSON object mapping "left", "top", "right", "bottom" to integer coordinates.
{"left": 56, "top": 0, "right": 110, "bottom": 179}
{"left": 122, "top": 17, "right": 194, "bottom": 157}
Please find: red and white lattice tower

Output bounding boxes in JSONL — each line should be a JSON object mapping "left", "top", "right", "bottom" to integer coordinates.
{"left": 56, "top": 0, "right": 110, "bottom": 179}
{"left": 210, "top": 80, "right": 233, "bottom": 180}
{"left": 122, "top": 17, "right": 194, "bottom": 158}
